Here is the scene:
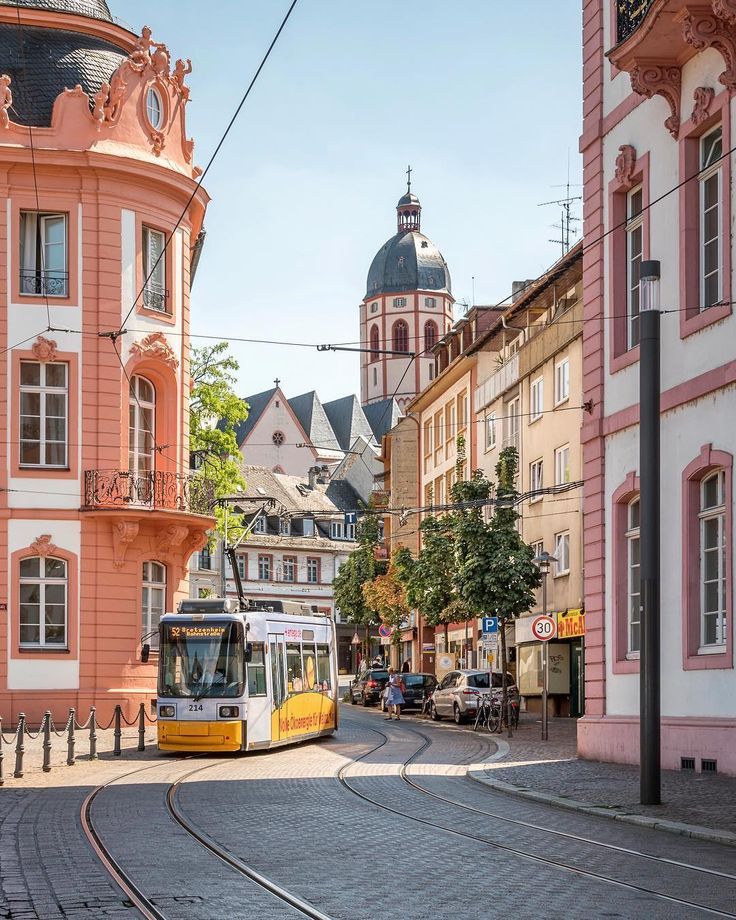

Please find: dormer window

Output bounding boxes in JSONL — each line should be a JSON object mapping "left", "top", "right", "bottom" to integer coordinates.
{"left": 146, "top": 87, "right": 163, "bottom": 129}
{"left": 303, "top": 518, "right": 315, "bottom": 537}
{"left": 253, "top": 515, "right": 266, "bottom": 534}
{"left": 279, "top": 518, "right": 291, "bottom": 536}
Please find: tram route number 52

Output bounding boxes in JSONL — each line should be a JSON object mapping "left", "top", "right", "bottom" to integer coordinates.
{"left": 531, "top": 615, "right": 557, "bottom": 642}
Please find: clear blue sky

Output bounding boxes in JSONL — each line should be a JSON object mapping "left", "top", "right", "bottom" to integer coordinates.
{"left": 121, "top": 0, "right": 583, "bottom": 402}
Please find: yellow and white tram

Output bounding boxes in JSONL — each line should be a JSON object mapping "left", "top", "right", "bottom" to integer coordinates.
{"left": 155, "top": 597, "right": 339, "bottom": 753}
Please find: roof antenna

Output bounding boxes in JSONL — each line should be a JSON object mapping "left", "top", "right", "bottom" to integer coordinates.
{"left": 538, "top": 150, "right": 582, "bottom": 257}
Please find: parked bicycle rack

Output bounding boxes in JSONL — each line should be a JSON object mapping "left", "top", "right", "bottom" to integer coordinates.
{"left": 0, "top": 703, "right": 157, "bottom": 784}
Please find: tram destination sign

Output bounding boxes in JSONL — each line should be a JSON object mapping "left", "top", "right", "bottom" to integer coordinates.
{"left": 167, "top": 624, "right": 229, "bottom": 640}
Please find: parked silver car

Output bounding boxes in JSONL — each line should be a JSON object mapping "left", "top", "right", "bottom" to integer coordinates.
{"left": 430, "top": 670, "right": 519, "bottom": 724}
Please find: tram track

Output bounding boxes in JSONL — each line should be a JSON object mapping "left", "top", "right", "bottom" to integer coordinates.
{"left": 81, "top": 756, "right": 336, "bottom": 920}
{"left": 338, "top": 712, "right": 736, "bottom": 918}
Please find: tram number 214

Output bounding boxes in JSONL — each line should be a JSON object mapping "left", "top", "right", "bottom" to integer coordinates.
{"left": 188, "top": 703, "right": 204, "bottom": 712}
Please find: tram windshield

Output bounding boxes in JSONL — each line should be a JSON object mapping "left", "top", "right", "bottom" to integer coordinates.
{"left": 158, "top": 620, "right": 244, "bottom": 699}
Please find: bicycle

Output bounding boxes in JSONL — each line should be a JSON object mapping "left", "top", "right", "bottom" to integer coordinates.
{"left": 473, "top": 694, "right": 501, "bottom": 734}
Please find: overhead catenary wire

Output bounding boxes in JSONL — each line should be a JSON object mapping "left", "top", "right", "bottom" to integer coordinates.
{"left": 114, "top": 0, "right": 300, "bottom": 338}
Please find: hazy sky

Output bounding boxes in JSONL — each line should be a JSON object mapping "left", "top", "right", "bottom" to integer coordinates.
{"left": 121, "top": 0, "right": 583, "bottom": 403}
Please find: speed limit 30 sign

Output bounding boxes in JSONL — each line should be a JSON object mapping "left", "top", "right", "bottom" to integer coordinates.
{"left": 531, "top": 615, "right": 557, "bottom": 641}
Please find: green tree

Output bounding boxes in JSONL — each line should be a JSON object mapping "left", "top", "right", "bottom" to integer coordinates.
{"left": 362, "top": 558, "right": 410, "bottom": 654}
{"left": 451, "top": 445, "right": 541, "bottom": 727}
{"left": 332, "top": 512, "right": 386, "bottom": 657}
{"left": 190, "top": 342, "right": 249, "bottom": 537}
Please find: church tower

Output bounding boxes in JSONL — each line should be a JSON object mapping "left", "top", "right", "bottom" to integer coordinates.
{"left": 360, "top": 172, "right": 454, "bottom": 410}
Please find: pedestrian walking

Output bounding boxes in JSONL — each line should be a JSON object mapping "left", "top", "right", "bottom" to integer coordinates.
{"left": 384, "top": 667, "right": 405, "bottom": 720}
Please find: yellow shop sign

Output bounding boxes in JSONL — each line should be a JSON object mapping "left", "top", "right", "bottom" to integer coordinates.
{"left": 556, "top": 608, "right": 585, "bottom": 639}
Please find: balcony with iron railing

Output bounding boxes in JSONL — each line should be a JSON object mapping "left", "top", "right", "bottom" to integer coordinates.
{"left": 20, "top": 270, "right": 68, "bottom": 298}
{"left": 474, "top": 353, "right": 519, "bottom": 413}
{"left": 616, "top": 0, "right": 653, "bottom": 43}
{"left": 83, "top": 470, "right": 214, "bottom": 516}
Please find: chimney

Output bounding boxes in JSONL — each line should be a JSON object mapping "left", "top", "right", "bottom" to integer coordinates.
{"left": 512, "top": 279, "right": 535, "bottom": 302}
{"left": 318, "top": 465, "right": 330, "bottom": 485}
{"left": 307, "top": 466, "right": 319, "bottom": 489}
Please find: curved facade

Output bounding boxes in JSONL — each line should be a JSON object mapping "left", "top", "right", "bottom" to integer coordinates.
{"left": 360, "top": 187, "right": 454, "bottom": 409}
{"left": 0, "top": 3, "right": 212, "bottom": 723}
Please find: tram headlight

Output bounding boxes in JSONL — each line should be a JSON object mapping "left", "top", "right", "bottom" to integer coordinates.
{"left": 159, "top": 705, "right": 175, "bottom": 718}
{"left": 219, "top": 705, "right": 239, "bottom": 719}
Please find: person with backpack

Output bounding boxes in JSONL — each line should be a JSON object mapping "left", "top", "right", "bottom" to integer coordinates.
{"left": 384, "top": 667, "right": 405, "bottom": 720}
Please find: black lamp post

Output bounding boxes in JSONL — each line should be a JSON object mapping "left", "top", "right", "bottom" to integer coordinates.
{"left": 639, "top": 259, "right": 661, "bottom": 805}
{"left": 533, "top": 549, "right": 557, "bottom": 741}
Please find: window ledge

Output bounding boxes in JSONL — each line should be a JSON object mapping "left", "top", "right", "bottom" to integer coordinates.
{"left": 610, "top": 343, "right": 640, "bottom": 375}
{"left": 19, "top": 465, "right": 70, "bottom": 472}
{"left": 625, "top": 652, "right": 640, "bottom": 661}
{"left": 681, "top": 301, "right": 732, "bottom": 339}
{"left": 553, "top": 570, "right": 570, "bottom": 579}
{"left": 18, "top": 646, "right": 69, "bottom": 654}
{"left": 554, "top": 396, "right": 570, "bottom": 408}
{"left": 697, "top": 644, "right": 727, "bottom": 655}
{"left": 529, "top": 415, "right": 542, "bottom": 425}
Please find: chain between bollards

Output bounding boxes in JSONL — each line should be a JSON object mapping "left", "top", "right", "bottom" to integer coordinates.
{"left": 14, "top": 713, "right": 25, "bottom": 778}
{"left": 88, "top": 706, "right": 98, "bottom": 761}
{"left": 137, "top": 703, "right": 145, "bottom": 752}
{"left": 42, "top": 711, "right": 52, "bottom": 773}
{"left": 67, "top": 708, "right": 76, "bottom": 766}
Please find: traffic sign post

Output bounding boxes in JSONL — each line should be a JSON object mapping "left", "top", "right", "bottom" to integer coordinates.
{"left": 531, "top": 615, "right": 557, "bottom": 741}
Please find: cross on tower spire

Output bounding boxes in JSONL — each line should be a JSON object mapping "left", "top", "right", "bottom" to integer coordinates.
{"left": 406, "top": 164, "right": 412, "bottom": 192}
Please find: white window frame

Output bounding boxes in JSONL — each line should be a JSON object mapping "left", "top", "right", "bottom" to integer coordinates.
{"left": 699, "top": 470, "right": 726, "bottom": 649}
{"left": 626, "top": 498, "right": 640, "bottom": 657}
{"left": 303, "top": 518, "right": 315, "bottom": 537}
{"left": 142, "top": 561, "right": 165, "bottom": 647}
{"left": 346, "top": 522, "right": 356, "bottom": 540}
{"left": 129, "top": 375, "right": 156, "bottom": 475}
{"left": 530, "top": 540, "right": 543, "bottom": 564}
{"left": 253, "top": 515, "right": 266, "bottom": 534}
{"left": 330, "top": 521, "right": 344, "bottom": 540}
{"left": 19, "top": 211, "right": 68, "bottom": 297}
{"left": 279, "top": 518, "right": 291, "bottom": 536}
{"left": 393, "top": 297, "right": 406, "bottom": 308}
{"left": 306, "top": 557, "right": 319, "bottom": 584}
{"left": 554, "top": 444, "right": 571, "bottom": 485}
{"left": 257, "top": 555, "right": 271, "bottom": 581}
{"left": 485, "top": 413, "right": 496, "bottom": 451}
{"left": 553, "top": 531, "right": 570, "bottom": 576}
{"left": 146, "top": 86, "right": 163, "bottom": 129}
{"left": 370, "top": 302, "right": 379, "bottom": 313}
{"left": 425, "top": 296, "right": 436, "bottom": 307}
{"left": 504, "top": 397, "right": 520, "bottom": 450}
{"left": 529, "top": 459, "right": 543, "bottom": 502}
{"left": 282, "top": 556, "right": 296, "bottom": 582}
{"left": 530, "top": 376, "right": 544, "bottom": 422}
{"left": 19, "top": 361, "right": 68, "bottom": 468}
{"left": 554, "top": 358, "right": 570, "bottom": 406}
{"left": 236, "top": 555, "right": 245, "bottom": 579}
{"left": 626, "top": 185, "right": 643, "bottom": 349}
{"left": 142, "top": 225, "right": 167, "bottom": 312}
{"left": 19, "top": 556, "right": 67, "bottom": 649}
{"left": 699, "top": 125, "right": 723, "bottom": 312}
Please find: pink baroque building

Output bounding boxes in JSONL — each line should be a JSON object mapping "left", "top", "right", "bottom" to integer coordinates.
{"left": 360, "top": 181, "right": 454, "bottom": 411}
{"left": 0, "top": 0, "right": 213, "bottom": 724}
{"left": 580, "top": 0, "right": 736, "bottom": 773}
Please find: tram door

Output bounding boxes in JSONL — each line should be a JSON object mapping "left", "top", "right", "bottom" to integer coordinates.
{"left": 269, "top": 635, "right": 286, "bottom": 742}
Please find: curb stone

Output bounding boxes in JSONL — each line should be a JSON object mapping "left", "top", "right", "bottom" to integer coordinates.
{"left": 467, "top": 767, "right": 736, "bottom": 848}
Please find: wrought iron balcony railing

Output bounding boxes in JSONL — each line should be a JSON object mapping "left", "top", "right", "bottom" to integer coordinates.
{"left": 84, "top": 470, "right": 214, "bottom": 515}
{"left": 142, "top": 282, "right": 168, "bottom": 312}
{"left": 20, "top": 269, "right": 68, "bottom": 297}
{"left": 617, "top": 0, "right": 653, "bottom": 43}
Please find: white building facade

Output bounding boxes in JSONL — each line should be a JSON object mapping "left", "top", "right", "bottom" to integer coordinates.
{"left": 580, "top": 0, "right": 736, "bottom": 773}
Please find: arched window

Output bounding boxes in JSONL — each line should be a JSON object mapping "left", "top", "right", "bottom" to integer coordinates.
{"left": 369, "top": 325, "right": 380, "bottom": 362}
{"left": 129, "top": 375, "right": 156, "bottom": 474}
{"left": 20, "top": 556, "right": 67, "bottom": 648}
{"left": 142, "top": 561, "right": 166, "bottom": 645}
{"left": 424, "top": 320, "right": 438, "bottom": 352}
{"left": 146, "top": 87, "right": 163, "bottom": 129}
{"left": 392, "top": 320, "right": 409, "bottom": 353}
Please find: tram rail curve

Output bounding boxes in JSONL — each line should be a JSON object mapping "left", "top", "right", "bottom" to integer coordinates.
{"left": 337, "top": 712, "right": 736, "bottom": 918}
{"left": 81, "top": 757, "right": 336, "bottom": 920}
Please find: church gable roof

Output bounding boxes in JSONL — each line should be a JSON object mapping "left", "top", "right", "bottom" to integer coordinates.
{"left": 363, "top": 397, "right": 402, "bottom": 442}
{"left": 232, "top": 387, "right": 277, "bottom": 445}
{"left": 323, "top": 394, "right": 375, "bottom": 451}
{"left": 288, "top": 391, "right": 341, "bottom": 453}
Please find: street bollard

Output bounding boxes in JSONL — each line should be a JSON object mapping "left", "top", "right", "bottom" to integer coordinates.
{"left": 42, "top": 711, "right": 52, "bottom": 773}
{"left": 113, "top": 705, "right": 122, "bottom": 756}
{"left": 137, "top": 703, "right": 145, "bottom": 752}
{"left": 88, "top": 706, "right": 98, "bottom": 761}
{"left": 67, "top": 709, "right": 76, "bottom": 766}
{"left": 0, "top": 717, "right": 4, "bottom": 787}
{"left": 14, "top": 713, "right": 25, "bottom": 778}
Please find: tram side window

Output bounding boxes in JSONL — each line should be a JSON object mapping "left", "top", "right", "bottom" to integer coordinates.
{"left": 270, "top": 641, "right": 286, "bottom": 707}
{"left": 286, "top": 642, "right": 303, "bottom": 693}
{"left": 303, "top": 643, "right": 317, "bottom": 691}
{"left": 317, "top": 644, "right": 331, "bottom": 691}
{"left": 247, "top": 642, "right": 267, "bottom": 696}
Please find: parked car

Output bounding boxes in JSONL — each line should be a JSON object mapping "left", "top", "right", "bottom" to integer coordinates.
{"left": 379, "top": 673, "right": 437, "bottom": 712}
{"left": 430, "top": 670, "right": 519, "bottom": 724}
{"left": 350, "top": 669, "right": 389, "bottom": 706}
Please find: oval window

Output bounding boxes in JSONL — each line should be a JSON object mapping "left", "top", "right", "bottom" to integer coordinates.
{"left": 146, "top": 87, "right": 163, "bottom": 129}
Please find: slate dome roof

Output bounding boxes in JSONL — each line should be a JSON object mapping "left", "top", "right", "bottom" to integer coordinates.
{"left": 366, "top": 230, "right": 451, "bottom": 298}
{"left": 0, "top": 0, "right": 113, "bottom": 20}
{"left": 0, "top": 16, "right": 126, "bottom": 126}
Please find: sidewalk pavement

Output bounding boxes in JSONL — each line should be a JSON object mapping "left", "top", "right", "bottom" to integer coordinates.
{"left": 467, "top": 713, "right": 736, "bottom": 847}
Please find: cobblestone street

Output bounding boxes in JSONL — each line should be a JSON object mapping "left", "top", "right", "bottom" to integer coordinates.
{"left": 0, "top": 705, "right": 735, "bottom": 919}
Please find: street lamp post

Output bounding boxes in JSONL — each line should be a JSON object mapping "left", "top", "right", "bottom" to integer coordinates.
{"left": 639, "top": 260, "right": 661, "bottom": 805}
{"left": 533, "top": 550, "right": 557, "bottom": 742}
